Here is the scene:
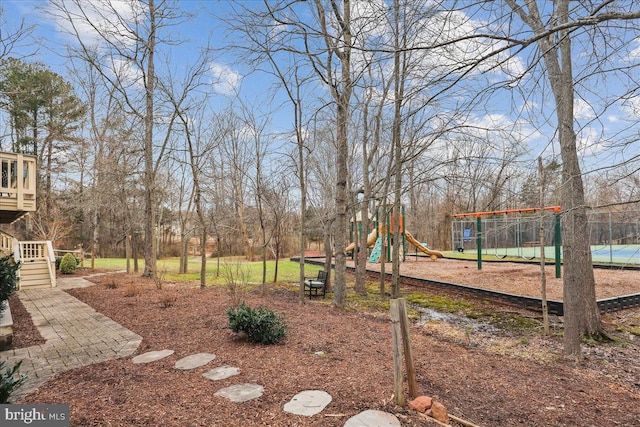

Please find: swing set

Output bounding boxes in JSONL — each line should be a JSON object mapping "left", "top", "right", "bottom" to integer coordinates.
{"left": 452, "top": 206, "right": 562, "bottom": 278}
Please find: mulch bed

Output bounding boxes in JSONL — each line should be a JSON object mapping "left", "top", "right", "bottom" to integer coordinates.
{"left": 7, "top": 294, "right": 45, "bottom": 348}
{"left": 9, "top": 268, "right": 640, "bottom": 426}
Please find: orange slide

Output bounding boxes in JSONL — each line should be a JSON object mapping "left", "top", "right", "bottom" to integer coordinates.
{"left": 346, "top": 229, "right": 444, "bottom": 260}
{"left": 345, "top": 229, "right": 378, "bottom": 253}
{"left": 405, "top": 231, "right": 444, "bottom": 260}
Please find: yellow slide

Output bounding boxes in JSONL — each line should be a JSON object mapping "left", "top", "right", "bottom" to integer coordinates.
{"left": 345, "top": 229, "right": 378, "bottom": 253}
{"left": 405, "top": 231, "right": 444, "bottom": 260}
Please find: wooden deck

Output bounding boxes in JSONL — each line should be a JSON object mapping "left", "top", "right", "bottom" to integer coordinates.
{"left": 0, "top": 152, "right": 36, "bottom": 223}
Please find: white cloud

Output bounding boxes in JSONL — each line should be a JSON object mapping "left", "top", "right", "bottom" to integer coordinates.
{"left": 386, "top": 9, "right": 526, "bottom": 89}
{"left": 46, "top": 0, "right": 142, "bottom": 49}
{"left": 627, "top": 38, "right": 640, "bottom": 60}
{"left": 620, "top": 95, "right": 640, "bottom": 118}
{"left": 577, "top": 126, "right": 606, "bottom": 156}
{"left": 574, "top": 99, "right": 596, "bottom": 120}
{"left": 352, "top": 0, "right": 388, "bottom": 40}
{"left": 111, "top": 58, "right": 143, "bottom": 87}
{"left": 209, "top": 63, "right": 241, "bottom": 96}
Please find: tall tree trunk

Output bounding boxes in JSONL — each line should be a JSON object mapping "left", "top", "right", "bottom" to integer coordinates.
{"left": 354, "top": 107, "right": 368, "bottom": 296}
{"left": 511, "top": 0, "right": 602, "bottom": 357}
{"left": 548, "top": 1, "right": 601, "bottom": 358}
{"left": 391, "top": 0, "right": 405, "bottom": 299}
{"left": 331, "top": 0, "right": 352, "bottom": 308}
{"left": 142, "top": 0, "right": 157, "bottom": 278}
{"left": 355, "top": 182, "right": 369, "bottom": 296}
{"left": 235, "top": 176, "right": 253, "bottom": 260}
{"left": 323, "top": 215, "right": 333, "bottom": 292}
{"left": 296, "top": 97, "right": 307, "bottom": 303}
{"left": 196, "top": 193, "right": 207, "bottom": 288}
{"left": 179, "top": 229, "right": 189, "bottom": 274}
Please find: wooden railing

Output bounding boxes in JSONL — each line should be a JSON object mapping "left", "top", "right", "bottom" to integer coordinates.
{"left": 0, "top": 230, "right": 14, "bottom": 255}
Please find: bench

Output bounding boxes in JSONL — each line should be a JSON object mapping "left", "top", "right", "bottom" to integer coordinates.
{"left": 303, "top": 270, "right": 327, "bottom": 298}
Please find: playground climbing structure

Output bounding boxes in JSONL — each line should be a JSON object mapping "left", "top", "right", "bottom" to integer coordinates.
{"left": 347, "top": 202, "right": 444, "bottom": 263}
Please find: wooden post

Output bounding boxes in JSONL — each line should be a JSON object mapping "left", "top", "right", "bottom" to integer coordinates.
{"left": 538, "top": 157, "right": 550, "bottom": 335}
{"left": 390, "top": 299, "right": 404, "bottom": 406}
{"left": 398, "top": 298, "right": 418, "bottom": 398}
{"left": 390, "top": 297, "right": 419, "bottom": 405}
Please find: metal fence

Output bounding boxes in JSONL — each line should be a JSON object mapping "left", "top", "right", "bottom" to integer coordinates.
{"left": 452, "top": 210, "right": 640, "bottom": 265}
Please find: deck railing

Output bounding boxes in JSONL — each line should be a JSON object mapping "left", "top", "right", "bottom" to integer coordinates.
{"left": 0, "top": 152, "right": 36, "bottom": 213}
{"left": 17, "top": 241, "right": 54, "bottom": 262}
{"left": 0, "top": 230, "right": 14, "bottom": 255}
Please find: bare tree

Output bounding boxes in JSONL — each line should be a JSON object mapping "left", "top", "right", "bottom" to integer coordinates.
{"left": 222, "top": 3, "right": 314, "bottom": 303}
{"left": 394, "top": 0, "right": 640, "bottom": 357}
{"left": 64, "top": 57, "right": 136, "bottom": 263}
{"left": 217, "top": 108, "right": 255, "bottom": 261}
{"left": 501, "top": 0, "right": 635, "bottom": 358}
{"left": 0, "top": 6, "right": 34, "bottom": 61}
{"left": 264, "top": 176, "right": 295, "bottom": 283}
{"left": 315, "top": 0, "right": 353, "bottom": 307}
{"left": 160, "top": 46, "right": 215, "bottom": 287}
{"left": 238, "top": 100, "right": 273, "bottom": 295}
{"left": 47, "top": 0, "right": 194, "bottom": 278}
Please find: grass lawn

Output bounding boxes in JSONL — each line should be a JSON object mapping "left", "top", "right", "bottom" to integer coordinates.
{"left": 84, "top": 257, "right": 327, "bottom": 286}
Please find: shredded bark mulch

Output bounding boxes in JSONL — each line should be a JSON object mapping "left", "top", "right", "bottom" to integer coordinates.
{"left": 7, "top": 294, "right": 45, "bottom": 348}
{"left": 11, "top": 265, "right": 640, "bottom": 427}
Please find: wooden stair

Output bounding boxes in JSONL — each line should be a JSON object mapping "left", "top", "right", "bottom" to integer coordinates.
{"left": 18, "top": 260, "right": 55, "bottom": 289}
{"left": 14, "top": 240, "right": 57, "bottom": 289}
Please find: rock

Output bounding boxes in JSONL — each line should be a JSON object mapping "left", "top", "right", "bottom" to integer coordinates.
{"left": 429, "top": 401, "right": 449, "bottom": 424}
{"left": 202, "top": 366, "right": 240, "bottom": 381}
{"left": 174, "top": 352, "right": 216, "bottom": 370}
{"left": 131, "top": 349, "right": 174, "bottom": 364}
{"left": 214, "top": 383, "right": 264, "bottom": 403}
{"left": 283, "top": 390, "right": 332, "bottom": 416}
{"left": 408, "top": 395, "right": 432, "bottom": 413}
{"left": 344, "top": 410, "right": 401, "bottom": 427}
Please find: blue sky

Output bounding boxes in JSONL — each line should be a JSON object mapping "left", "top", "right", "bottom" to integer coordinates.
{"left": 2, "top": 0, "right": 290, "bottom": 125}
{"left": 2, "top": 0, "right": 639, "bottom": 179}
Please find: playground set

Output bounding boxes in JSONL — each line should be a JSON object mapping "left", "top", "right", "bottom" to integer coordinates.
{"left": 346, "top": 203, "right": 444, "bottom": 262}
{"left": 299, "top": 204, "right": 640, "bottom": 314}
{"left": 452, "top": 206, "right": 563, "bottom": 277}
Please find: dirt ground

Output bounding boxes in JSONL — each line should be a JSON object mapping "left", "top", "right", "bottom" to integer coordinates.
{"left": 9, "top": 262, "right": 640, "bottom": 426}
{"left": 361, "top": 257, "right": 640, "bottom": 300}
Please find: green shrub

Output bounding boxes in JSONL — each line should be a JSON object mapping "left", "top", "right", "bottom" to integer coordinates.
{"left": 59, "top": 253, "right": 77, "bottom": 274}
{"left": 0, "top": 360, "right": 27, "bottom": 403}
{"left": 56, "top": 255, "right": 80, "bottom": 271}
{"left": 227, "top": 303, "right": 287, "bottom": 345}
{"left": 0, "top": 255, "right": 20, "bottom": 316}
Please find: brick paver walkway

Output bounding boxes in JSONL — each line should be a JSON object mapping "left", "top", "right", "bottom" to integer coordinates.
{"left": 0, "top": 276, "right": 142, "bottom": 399}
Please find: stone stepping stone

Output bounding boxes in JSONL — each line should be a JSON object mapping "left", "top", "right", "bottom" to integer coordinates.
{"left": 214, "top": 383, "right": 264, "bottom": 403}
{"left": 202, "top": 365, "right": 240, "bottom": 381}
{"left": 174, "top": 352, "right": 216, "bottom": 370}
{"left": 343, "top": 410, "right": 401, "bottom": 427}
{"left": 131, "top": 349, "right": 174, "bottom": 364}
{"left": 283, "top": 390, "right": 332, "bottom": 416}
